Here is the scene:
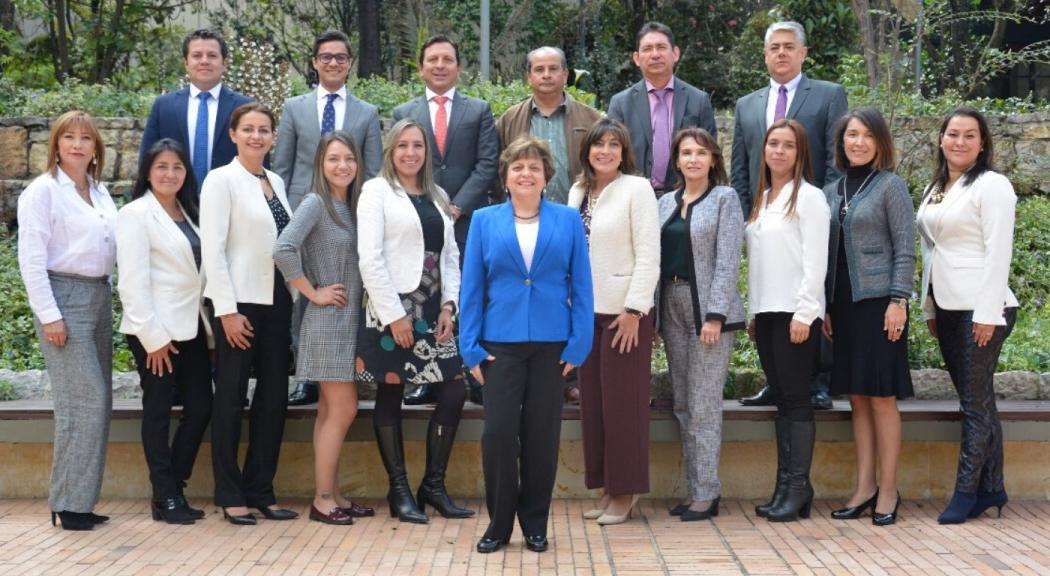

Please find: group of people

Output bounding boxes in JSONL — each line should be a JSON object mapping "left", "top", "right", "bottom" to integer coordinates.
{"left": 16, "top": 19, "right": 1018, "bottom": 551}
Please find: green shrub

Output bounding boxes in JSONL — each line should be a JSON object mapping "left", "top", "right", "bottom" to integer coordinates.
{"left": 0, "top": 380, "right": 17, "bottom": 401}
{"left": 8, "top": 79, "right": 155, "bottom": 119}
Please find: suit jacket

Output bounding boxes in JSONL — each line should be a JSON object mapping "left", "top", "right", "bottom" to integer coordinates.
{"left": 566, "top": 173, "right": 660, "bottom": 315}
{"left": 459, "top": 200, "right": 594, "bottom": 369}
{"left": 392, "top": 93, "right": 499, "bottom": 244}
{"left": 731, "top": 74, "right": 847, "bottom": 217}
{"left": 916, "top": 170, "right": 1019, "bottom": 325}
{"left": 356, "top": 177, "right": 460, "bottom": 328}
{"left": 606, "top": 76, "right": 717, "bottom": 189}
{"left": 200, "top": 158, "right": 293, "bottom": 316}
{"left": 272, "top": 89, "right": 383, "bottom": 208}
{"left": 496, "top": 93, "right": 602, "bottom": 194}
{"left": 116, "top": 192, "right": 209, "bottom": 352}
{"left": 139, "top": 85, "right": 252, "bottom": 176}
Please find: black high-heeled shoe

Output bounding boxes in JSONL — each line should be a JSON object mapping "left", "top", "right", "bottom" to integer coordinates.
{"left": 681, "top": 497, "right": 720, "bottom": 522}
{"left": 831, "top": 490, "right": 878, "bottom": 520}
{"left": 968, "top": 490, "right": 1007, "bottom": 519}
{"left": 222, "top": 508, "right": 257, "bottom": 526}
{"left": 51, "top": 511, "right": 94, "bottom": 531}
{"left": 872, "top": 492, "right": 900, "bottom": 526}
{"left": 669, "top": 503, "right": 689, "bottom": 516}
{"left": 253, "top": 506, "right": 299, "bottom": 520}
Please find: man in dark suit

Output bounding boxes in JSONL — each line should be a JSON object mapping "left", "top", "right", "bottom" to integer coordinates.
{"left": 140, "top": 29, "right": 252, "bottom": 186}
{"left": 607, "top": 21, "right": 718, "bottom": 195}
{"left": 392, "top": 34, "right": 499, "bottom": 405}
{"left": 274, "top": 30, "right": 383, "bottom": 406}
{"left": 731, "top": 21, "right": 848, "bottom": 410}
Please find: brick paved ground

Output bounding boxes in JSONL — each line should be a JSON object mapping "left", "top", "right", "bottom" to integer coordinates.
{"left": 1, "top": 498, "right": 1047, "bottom": 575}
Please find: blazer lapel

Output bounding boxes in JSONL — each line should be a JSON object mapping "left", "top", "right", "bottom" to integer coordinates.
{"left": 786, "top": 75, "right": 811, "bottom": 120}
{"left": 756, "top": 86, "right": 772, "bottom": 131}
{"left": 633, "top": 82, "right": 653, "bottom": 148}
{"left": 495, "top": 202, "right": 530, "bottom": 276}
{"left": 529, "top": 200, "right": 556, "bottom": 271}
{"left": 146, "top": 192, "right": 197, "bottom": 272}
{"left": 304, "top": 91, "right": 322, "bottom": 138}
{"left": 340, "top": 93, "right": 356, "bottom": 130}
{"left": 407, "top": 97, "right": 441, "bottom": 158}
{"left": 213, "top": 86, "right": 237, "bottom": 150}
{"left": 671, "top": 79, "right": 688, "bottom": 131}
{"left": 443, "top": 93, "right": 467, "bottom": 154}
{"left": 174, "top": 88, "right": 191, "bottom": 147}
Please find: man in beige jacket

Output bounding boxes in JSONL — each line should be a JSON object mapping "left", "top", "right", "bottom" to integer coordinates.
{"left": 496, "top": 46, "right": 601, "bottom": 205}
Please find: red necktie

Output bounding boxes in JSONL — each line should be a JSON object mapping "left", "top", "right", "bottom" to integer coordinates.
{"left": 434, "top": 95, "right": 449, "bottom": 156}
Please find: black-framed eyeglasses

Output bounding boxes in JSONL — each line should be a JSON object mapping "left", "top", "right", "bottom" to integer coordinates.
{"left": 317, "top": 53, "right": 350, "bottom": 65}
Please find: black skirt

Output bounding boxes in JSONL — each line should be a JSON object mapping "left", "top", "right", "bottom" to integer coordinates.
{"left": 829, "top": 258, "right": 914, "bottom": 399}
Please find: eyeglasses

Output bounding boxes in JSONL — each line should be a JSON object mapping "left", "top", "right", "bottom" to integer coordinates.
{"left": 317, "top": 53, "right": 350, "bottom": 65}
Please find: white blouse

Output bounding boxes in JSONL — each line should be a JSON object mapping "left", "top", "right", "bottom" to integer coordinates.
{"left": 515, "top": 220, "right": 540, "bottom": 271}
{"left": 17, "top": 167, "right": 118, "bottom": 324}
{"left": 745, "top": 180, "right": 830, "bottom": 324}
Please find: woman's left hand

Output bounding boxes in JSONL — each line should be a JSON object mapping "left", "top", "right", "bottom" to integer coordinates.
{"left": 788, "top": 320, "right": 810, "bottom": 344}
{"left": 884, "top": 302, "right": 907, "bottom": 342}
{"left": 973, "top": 322, "right": 996, "bottom": 347}
{"left": 436, "top": 308, "right": 454, "bottom": 343}
{"left": 699, "top": 320, "right": 722, "bottom": 346}
{"left": 609, "top": 312, "right": 640, "bottom": 354}
{"left": 561, "top": 361, "right": 576, "bottom": 377}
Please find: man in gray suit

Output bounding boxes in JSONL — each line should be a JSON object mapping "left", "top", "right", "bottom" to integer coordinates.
{"left": 732, "top": 21, "right": 847, "bottom": 410}
{"left": 274, "top": 30, "right": 383, "bottom": 406}
{"left": 392, "top": 34, "right": 499, "bottom": 405}
{"left": 608, "top": 21, "right": 718, "bottom": 195}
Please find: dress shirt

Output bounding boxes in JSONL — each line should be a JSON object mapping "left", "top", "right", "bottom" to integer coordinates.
{"left": 187, "top": 83, "right": 222, "bottom": 172}
{"left": 425, "top": 86, "right": 456, "bottom": 135}
{"left": 528, "top": 97, "right": 570, "bottom": 203}
{"left": 17, "top": 167, "right": 118, "bottom": 324}
{"left": 765, "top": 74, "right": 803, "bottom": 129}
{"left": 515, "top": 220, "right": 540, "bottom": 271}
{"left": 745, "top": 180, "right": 829, "bottom": 324}
{"left": 646, "top": 77, "right": 675, "bottom": 189}
{"left": 316, "top": 85, "right": 347, "bottom": 130}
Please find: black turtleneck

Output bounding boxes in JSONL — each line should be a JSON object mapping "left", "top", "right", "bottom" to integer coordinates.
{"left": 840, "top": 162, "right": 875, "bottom": 223}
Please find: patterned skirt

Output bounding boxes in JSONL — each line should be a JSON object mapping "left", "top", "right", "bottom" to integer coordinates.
{"left": 355, "top": 251, "right": 461, "bottom": 386}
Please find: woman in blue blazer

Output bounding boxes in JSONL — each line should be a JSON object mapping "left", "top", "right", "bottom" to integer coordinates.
{"left": 460, "top": 136, "right": 594, "bottom": 554}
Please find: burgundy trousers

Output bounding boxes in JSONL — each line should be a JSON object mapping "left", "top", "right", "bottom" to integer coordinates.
{"left": 578, "top": 313, "right": 653, "bottom": 496}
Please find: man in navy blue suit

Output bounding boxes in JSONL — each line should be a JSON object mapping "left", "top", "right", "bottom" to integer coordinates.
{"left": 139, "top": 29, "right": 252, "bottom": 186}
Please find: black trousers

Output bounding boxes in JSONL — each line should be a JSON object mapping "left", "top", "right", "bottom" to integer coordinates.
{"left": 210, "top": 273, "right": 293, "bottom": 507}
{"left": 936, "top": 304, "right": 1016, "bottom": 494}
{"left": 754, "top": 312, "right": 820, "bottom": 422}
{"left": 480, "top": 341, "right": 566, "bottom": 539}
{"left": 128, "top": 324, "right": 212, "bottom": 500}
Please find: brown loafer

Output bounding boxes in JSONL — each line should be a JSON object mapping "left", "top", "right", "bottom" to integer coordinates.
{"left": 309, "top": 504, "right": 353, "bottom": 525}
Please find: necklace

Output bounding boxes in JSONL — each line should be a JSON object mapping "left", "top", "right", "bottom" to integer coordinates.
{"left": 514, "top": 210, "right": 539, "bottom": 221}
{"left": 587, "top": 191, "right": 600, "bottom": 213}
{"left": 840, "top": 170, "right": 878, "bottom": 217}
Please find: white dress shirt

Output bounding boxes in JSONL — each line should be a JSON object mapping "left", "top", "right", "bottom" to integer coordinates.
{"left": 425, "top": 86, "right": 456, "bottom": 133}
{"left": 17, "top": 167, "right": 118, "bottom": 324}
{"left": 316, "top": 85, "right": 347, "bottom": 129}
{"left": 187, "top": 83, "right": 223, "bottom": 172}
{"left": 515, "top": 220, "right": 540, "bottom": 271}
{"left": 745, "top": 180, "right": 830, "bottom": 324}
{"left": 765, "top": 73, "right": 803, "bottom": 129}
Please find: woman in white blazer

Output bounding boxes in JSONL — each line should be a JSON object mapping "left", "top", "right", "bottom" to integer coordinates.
{"left": 917, "top": 108, "right": 1019, "bottom": 525}
{"left": 117, "top": 139, "right": 211, "bottom": 525}
{"left": 200, "top": 103, "right": 298, "bottom": 525}
{"left": 567, "top": 118, "right": 660, "bottom": 525}
{"left": 356, "top": 118, "right": 469, "bottom": 524}
{"left": 746, "top": 119, "right": 830, "bottom": 523}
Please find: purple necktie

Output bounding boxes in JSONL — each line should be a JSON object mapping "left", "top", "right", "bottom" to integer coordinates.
{"left": 774, "top": 85, "right": 788, "bottom": 122}
{"left": 650, "top": 87, "right": 671, "bottom": 190}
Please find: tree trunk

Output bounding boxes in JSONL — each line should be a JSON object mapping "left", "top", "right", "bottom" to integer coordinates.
{"left": 851, "top": 0, "right": 880, "bottom": 87}
{"left": 0, "top": 0, "right": 14, "bottom": 74}
{"left": 48, "top": 0, "right": 73, "bottom": 83}
{"left": 358, "top": 0, "right": 382, "bottom": 77}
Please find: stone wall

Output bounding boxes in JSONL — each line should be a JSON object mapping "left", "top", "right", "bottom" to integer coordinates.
{"left": 3, "top": 112, "right": 1049, "bottom": 226}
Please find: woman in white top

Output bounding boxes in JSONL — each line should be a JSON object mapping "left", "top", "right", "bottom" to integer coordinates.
{"left": 200, "top": 102, "right": 298, "bottom": 525}
{"left": 745, "top": 119, "right": 830, "bottom": 523}
{"left": 117, "top": 139, "right": 212, "bottom": 525}
{"left": 17, "top": 110, "right": 117, "bottom": 531}
{"left": 917, "top": 107, "right": 1019, "bottom": 525}
{"left": 356, "top": 118, "right": 468, "bottom": 524}
{"left": 567, "top": 118, "right": 660, "bottom": 526}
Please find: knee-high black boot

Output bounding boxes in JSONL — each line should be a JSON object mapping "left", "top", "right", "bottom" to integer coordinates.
{"left": 767, "top": 420, "right": 815, "bottom": 522}
{"left": 756, "top": 416, "right": 790, "bottom": 517}
{"left": 374, "top": 424, "right": 428, "bottom": 524}
{"left": 417, "top": 420, "right": 475, "bottom": 518}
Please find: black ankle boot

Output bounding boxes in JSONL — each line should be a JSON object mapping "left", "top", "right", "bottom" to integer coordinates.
{"left": 756, "top": 416, "right": 790, "bottom": 517}
{"left": 767, "top": 419, "right": 815, "bottom": 522}
{"left": 937, "top": 490, "right": 977, "bottom": 524}
{"left": 374, "top": 423, "right": 429, "bottom": 524}
{"left": 151, "top": 497, "right": 197, "bottom": 524}
{"left": 51, "top": 511, "right": 94, "bottom": 531}
{"left": 417, "top": 421, "right": 475, "bottom": 518}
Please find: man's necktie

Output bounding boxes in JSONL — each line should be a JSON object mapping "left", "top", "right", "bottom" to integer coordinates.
{"left": 434, "top": 95, "right": 449, "bottom": 157}
{"left": 193, "top": 92, "right": 211, "bottom": 188}
{"left": 774, "top": 85, "right": 788, "bottom": 122}
{"left": 322, "top": 93, "right": 338, "bottom": 134}
{"left": 650, "top": 87, "right": 671, "bottom": 190}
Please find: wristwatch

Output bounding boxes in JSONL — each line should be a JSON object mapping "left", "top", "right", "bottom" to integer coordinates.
{"left": 890, "top": 297, "right": 908, "bottom": 309}
{"left": 625, "top": 308, "right": 644, "bottom": 318}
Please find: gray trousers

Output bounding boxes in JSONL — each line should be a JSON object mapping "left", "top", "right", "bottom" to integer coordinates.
{"left": 661, "top": 282, "right": 734, "bottom": 501}
{"left": 35, "top": 274, "right": 113, "bottom": 513}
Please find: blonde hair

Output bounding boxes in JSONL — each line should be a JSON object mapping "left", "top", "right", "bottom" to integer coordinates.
{"left": 47, "top": 110, "right": 105, "bottom": 182}
{"left": 380, "top": 118, "right": 451, "bottom": 215}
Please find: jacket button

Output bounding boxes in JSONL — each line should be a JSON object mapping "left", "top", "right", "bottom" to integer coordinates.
{"left": 524, "top": 278, "right": 531, "bottom": 286}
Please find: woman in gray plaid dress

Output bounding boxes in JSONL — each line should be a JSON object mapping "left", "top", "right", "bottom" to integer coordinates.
{"left": 274, "top": 131, "right": 371, "bottom": 525}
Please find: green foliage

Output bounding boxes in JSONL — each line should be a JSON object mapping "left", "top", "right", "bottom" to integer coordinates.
{"left": 1010, "top": 196, "right": 1050, "bottom": 308}
{"left": 728, "top": 9, "right": 776, "bottom": 100}
{"left": 349, "top": 76, "right": 561, "bottom": 118}
{"left": 775, "top": 0, "right": 858, "bottom": 83}
{"left": 1, "top": 78, "right": 154, "bottom": 118}
{"left": 0, "top": 380, "right": 17, "bottom": 402}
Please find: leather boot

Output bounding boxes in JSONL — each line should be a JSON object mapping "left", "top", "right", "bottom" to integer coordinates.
{"left": 404, "top": 383, "right": 437, "bottom": 405}
{"left": 767, "top": 420, "right": 815, "bottom": 522}
{"left": 417, "top": 421, "right": 475, "bottom": 518}
{"left": 756, "top": 416, "right": 790, "bottom": 517}
{"left": 374, "top": 424, "right": 429, "bottom": 524}
{"left": 740, "top": 384, "right": 776, "bottom": 406}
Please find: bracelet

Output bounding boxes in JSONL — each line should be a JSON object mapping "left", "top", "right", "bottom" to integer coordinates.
{"left": 890, "top": 297, "right": 908, "bottom": 309}
{"left": 625, "top": 308, "right": 643, "bottom": 318}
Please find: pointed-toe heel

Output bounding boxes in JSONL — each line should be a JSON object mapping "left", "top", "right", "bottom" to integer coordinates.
{"left": 968, "top": 490, "right": 1007, "bottom": 519}
{"left": 222, "top": 508, "right": 257, "bottom": 526}
{"left": 872, "top": 492, "right": 900, "bottom": 526}
{"left": 681, "top": 497, "right": 720, "bottom": 522}
{"left": 596, "top": 495, "right": 639, "bottom": 526}
{"left": 669, "top": 503, "right": 689, "bottom": 517}
{"left": 831, "top": 490, "right": 878, "bottom": 520}
{"left": 937, "top": 491, "right": 977, "bottom": 525}
{"left": 52, "top": 511, "right": 94, "bottom": 531}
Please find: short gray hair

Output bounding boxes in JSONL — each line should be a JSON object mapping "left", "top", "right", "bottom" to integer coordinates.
{"left": 526, "top": 46, "right": 567, "bottom": 72}
{"left": 764, "top": 21, "right": 806, "bottom": 47}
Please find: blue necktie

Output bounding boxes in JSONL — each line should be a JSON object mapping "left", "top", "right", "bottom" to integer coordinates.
{"left": 321, "top": 93, "right": 338, "bottom": 134}
{"left": 193, "top": 92, "right": 211, "bottom": 189}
